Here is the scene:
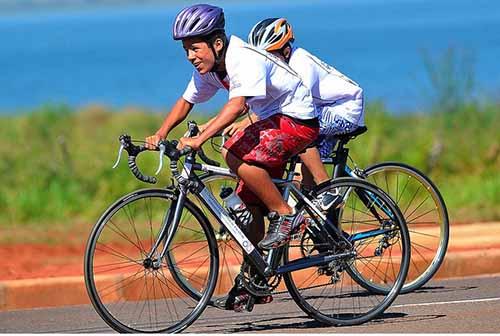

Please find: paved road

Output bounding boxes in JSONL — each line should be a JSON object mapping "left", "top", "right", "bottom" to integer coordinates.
{"left": 1, "top": 274, "right": 499, "bottom": 333}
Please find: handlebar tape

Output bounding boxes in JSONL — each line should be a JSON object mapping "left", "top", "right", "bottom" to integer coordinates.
{"left": 128, "top": 155, "right": 157, "bottom": 184}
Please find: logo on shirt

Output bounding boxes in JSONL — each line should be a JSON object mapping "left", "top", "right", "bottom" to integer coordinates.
{"left": 230, "top": 78, "right": 242, "bottom": 90}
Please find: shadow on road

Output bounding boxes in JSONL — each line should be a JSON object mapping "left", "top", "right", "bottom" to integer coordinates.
{"left": 412, "top": 285, "right": 477, "bottom": 294}
{"left": 204, "top": 310, "right": 447, "bottom": 333}
{"left": 370, "top": 312, "right": 446, "bottom": 325}
{"left": 205, "top": 313, "right": 331, "bottom": 333}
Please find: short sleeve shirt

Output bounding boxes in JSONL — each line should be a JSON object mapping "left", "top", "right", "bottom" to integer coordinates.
{"left": 289, "top": 47, "right": 364, "bottom": 125}
{"left": 224, "top": 36, "right": 317, "bottom": 121}
{"left": 182, "top": 71, "right": 229, "bottom": 104}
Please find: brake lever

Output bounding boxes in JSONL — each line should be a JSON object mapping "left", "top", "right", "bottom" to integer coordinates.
{"left": 112, "top": 144, "right": 125, "bottom": 169}
{"left": 155, "top": 143, "right": 166, "bottom": 175}
{"left": 221, "top": 134, "right": 226, "bottom": 150}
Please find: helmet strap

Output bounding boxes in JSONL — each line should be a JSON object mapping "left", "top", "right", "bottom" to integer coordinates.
{"left": 206, "top": 33, "right": 228, "bottom": 72}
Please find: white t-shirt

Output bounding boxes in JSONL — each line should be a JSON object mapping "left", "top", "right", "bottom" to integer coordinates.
{"left": 182, "top": 71, "right": 229, "bottom": 104}
{"left": 183, "top": 35, "right": 317, "bottom": 121}
{"left": 289, "top": 47, "right": 364, "bottom": 126}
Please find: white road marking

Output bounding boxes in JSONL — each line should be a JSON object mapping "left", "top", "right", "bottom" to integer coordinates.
{"left": 393, "top": 297, "right": 500, "bottom": 308}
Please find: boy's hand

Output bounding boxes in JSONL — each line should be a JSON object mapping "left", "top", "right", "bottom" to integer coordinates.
{"left": 145, "top": 133, "right": 163, "bottom": 150}
{"left": 223, "top": 118, "right": 251, "bottom": 137}
{"left": 178, "top": 136, "right": 201, "bottom": 151}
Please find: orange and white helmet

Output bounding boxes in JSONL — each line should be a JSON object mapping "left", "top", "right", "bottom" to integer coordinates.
{"left": 248, "top": 18, "right": 294, "bottom": 51}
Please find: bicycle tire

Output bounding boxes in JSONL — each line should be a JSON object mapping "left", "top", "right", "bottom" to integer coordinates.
{"left": 363, "top": 162, "right": 449, "bottom": 293}
{"left": 283, "top": 177, "right": 411, "bottom": 326}
{"left": 84, "top": 188, "right": 219, "bottom": 333}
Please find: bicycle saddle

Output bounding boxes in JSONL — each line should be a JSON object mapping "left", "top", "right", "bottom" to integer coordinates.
{"left": 335, "top": 126, "right": 368, "bottom": 143}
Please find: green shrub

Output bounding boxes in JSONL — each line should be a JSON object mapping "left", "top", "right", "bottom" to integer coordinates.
{"left": 0, "top": 102, "right": 498, "bottom": 242}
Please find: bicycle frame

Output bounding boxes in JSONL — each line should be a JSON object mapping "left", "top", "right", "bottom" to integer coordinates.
{"left": 199, "top": 147, "right": 396, "bottom": 229}
{"left": 152, "top": 149, "right": 402, "bottom": 283}
{"left": 322, "top": 140, "right": 397, "bottom": 220}
{"left": 146, "top": 153, "right": 361, "bottom": 279}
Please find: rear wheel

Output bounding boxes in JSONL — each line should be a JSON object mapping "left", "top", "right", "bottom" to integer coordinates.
{"left": 284, "top": 178, "right": 410, "bottom": 326}
{"left": 363, "top": 162, "right": 449, "bottom": 293}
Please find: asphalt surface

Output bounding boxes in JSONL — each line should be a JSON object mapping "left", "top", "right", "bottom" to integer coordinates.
{"left": 1, "top": 274, "right": 499, "bottom": 333}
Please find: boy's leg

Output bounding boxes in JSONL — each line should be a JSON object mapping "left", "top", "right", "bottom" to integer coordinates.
{"left": 299, "top": 146, "right": 330, "bottom": 186}
{"left": 246, "top": 205, "right": 265, "bottom": 245}
{"left": 222, "top": 115, "right": 319, "bottom": 249}
{"left": 224, "top": 150, "right": 293, "bottom": 216}
{"left": 214, "top": 185, "right": 269, "bottom": 311}
{"left": 217, "top": 115, "right": 318, "bottom": 310}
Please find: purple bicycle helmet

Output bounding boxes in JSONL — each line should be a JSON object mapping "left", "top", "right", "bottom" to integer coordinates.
{"left": 173, "top": 4, "right": 225, "bottom": 40}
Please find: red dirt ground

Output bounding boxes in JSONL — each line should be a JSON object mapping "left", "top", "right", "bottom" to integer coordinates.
{"left": 0, "top": 243, "right": 86, "bottom": 281}
{"left": 0, "top": 242, "right": 483, "bottom": 281}
{"left": 1, "top": 222, "right": 498, "bottom": 281}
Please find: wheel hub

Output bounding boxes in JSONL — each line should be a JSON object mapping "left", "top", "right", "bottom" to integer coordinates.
{"left": 143, "top": 257, "right": 161, "bottom": 270}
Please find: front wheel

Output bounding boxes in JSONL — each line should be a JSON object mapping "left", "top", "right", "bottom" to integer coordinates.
{"left": 84, "top": 188, "right": 219, "bottom": 333}
{"left": 284, "top": 178, "right": 411, "bottom": 326}
{"left": 363, "top": 162, "right": 449, "bottom": 293}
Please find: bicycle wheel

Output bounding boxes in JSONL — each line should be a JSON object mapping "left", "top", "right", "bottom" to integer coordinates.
{"left": 170, "top": 173, "right": 243, "bottom": 302}
{"left": 363, "top": 162, "right": 449, "bottom": 293}
{"left": 284, "top": 177, "right": 410, "bottom": 326}
{"left": 84, "top": 188, "right": 218, "bottom": 333}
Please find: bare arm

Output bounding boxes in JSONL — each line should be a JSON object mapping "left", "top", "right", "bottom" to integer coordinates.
{"left": 179, "top": 96, "right": 247, "bottom": 150}
{"left": 145, "top": 97, "right": 194, "bottom": 148}
{"left": 199, "top": 103, "right": 250, "bottom": 133}
{"left": 156, "top": 97, "right": 194, "bottom": 138}
{"left": 223, "top": 111, "right": 258, "bottom": 136}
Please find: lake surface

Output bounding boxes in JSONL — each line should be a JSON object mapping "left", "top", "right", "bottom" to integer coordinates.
{"left": 1, "top": 0, "right": 499, "bottom": 114}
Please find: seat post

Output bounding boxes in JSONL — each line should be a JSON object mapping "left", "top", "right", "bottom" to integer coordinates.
{"left": 329, "top": 126, "right": 367, "bottom": 178}
{"left": 333, "top": 140, "right": 350, "bottom": 179}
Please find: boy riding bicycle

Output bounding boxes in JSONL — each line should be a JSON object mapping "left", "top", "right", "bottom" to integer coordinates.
{"left": 230, "top": 18, "right": 365, "bottom": 192}
{"left": 145, "top": 4, "right": 319, "bottom": 310}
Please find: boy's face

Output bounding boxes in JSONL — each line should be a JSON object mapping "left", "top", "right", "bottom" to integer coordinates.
{"left": 182, "top": 37, "right": 215, "bottom": 74}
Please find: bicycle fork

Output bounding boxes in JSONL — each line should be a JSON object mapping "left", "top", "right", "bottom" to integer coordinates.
{"left": 144, "top": 187, "right": 189, "bottom": 270}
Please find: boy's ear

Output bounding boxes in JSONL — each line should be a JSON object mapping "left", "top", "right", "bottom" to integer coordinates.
{"left": 213, "top": 37, "right": 224, "bottom": 52}
{"left": 283, "top": 45, "right": 292, "bottom": 60}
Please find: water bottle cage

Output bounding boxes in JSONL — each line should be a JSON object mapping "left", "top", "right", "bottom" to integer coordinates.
{"left": 229, "top": 207, "right": 253, "bottom": 233}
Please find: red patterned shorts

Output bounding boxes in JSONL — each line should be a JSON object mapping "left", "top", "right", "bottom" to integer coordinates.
{"left": 223, "top": 114, "right": 319, "bottom": 208}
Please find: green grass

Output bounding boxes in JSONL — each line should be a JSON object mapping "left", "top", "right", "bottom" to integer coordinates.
{"left": 0, "top": 102, "right": 498, "bottom": 243}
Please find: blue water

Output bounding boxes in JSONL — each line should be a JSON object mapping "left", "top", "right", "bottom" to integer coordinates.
{"left": 1, "top": 0, "right": 499, "bottom": 114}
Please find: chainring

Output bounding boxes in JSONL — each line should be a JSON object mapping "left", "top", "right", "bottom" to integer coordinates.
{"left": 239, "top": 260, "right": 281, "bottom": 297}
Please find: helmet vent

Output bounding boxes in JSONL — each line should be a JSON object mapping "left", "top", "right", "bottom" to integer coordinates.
{"left": 189, "top": 18, "right": 200, "bottom": 31}
{"left": 172, "top": 4, "right": 225, "bottom": 40}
